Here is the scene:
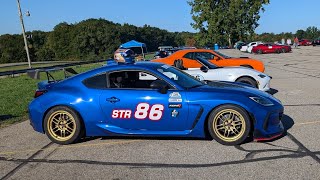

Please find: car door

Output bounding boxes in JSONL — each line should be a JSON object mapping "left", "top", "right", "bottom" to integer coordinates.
{"left": 99, "top": 69, "right": 189, "bottom": 132}
{"left": 265, "top": 44, "right": 274, "bottom": 53}
{"left": 185, "top": 68, "right": 222, "bottom": 81}
{"left": 180, "top": 52, "right": 201, "bottom": 68}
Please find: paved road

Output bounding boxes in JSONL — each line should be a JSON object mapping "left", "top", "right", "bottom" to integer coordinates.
{"left": 1, "top": 47, "right": 320, "bottom": 179}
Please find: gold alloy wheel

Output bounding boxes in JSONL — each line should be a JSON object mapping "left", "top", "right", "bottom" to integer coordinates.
{"left": 212, "top": 109, "right": 246, "bottom": 142}
{"left": 47, "top": 110, "right": 76, "bottom": 142}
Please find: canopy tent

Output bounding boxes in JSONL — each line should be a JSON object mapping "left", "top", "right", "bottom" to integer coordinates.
{"left": 119, "top": 40, "right": 147, "bottom": 58}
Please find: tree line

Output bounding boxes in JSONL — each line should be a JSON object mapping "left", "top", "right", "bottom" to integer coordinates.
{"left": 0, "top": 17, "right": 319, "bottom": 64}
{"left": 0, "top": 18, "right": 195, "bottom": 63}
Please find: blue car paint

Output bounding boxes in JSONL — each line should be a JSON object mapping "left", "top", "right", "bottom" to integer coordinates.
{"left": 28, "top": 62, "right": 284, "bottom": 140}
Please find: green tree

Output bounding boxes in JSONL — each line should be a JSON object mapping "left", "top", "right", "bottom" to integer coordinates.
{"left": 0, "top": 34, "right": 26, "bottom": 63}
{"left": 189, "top": 0, "right": 270, "bottom": 47}
{"left": 305, "top": 26, "right": 319, "bottom": 40}
{"left": 295, "top": 29, "right": 305, "bottom": 39}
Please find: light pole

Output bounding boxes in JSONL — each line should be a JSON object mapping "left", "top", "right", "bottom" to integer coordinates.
{"left": 17, "top": 0, "right": 32, "bottom": 68}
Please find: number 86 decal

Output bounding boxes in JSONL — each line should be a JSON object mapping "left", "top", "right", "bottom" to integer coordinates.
{"left": 134, "top": 103, "right": 164, "bottom": 120}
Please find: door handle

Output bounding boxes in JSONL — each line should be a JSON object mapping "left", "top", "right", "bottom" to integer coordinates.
{"left": 106, "top": 97, "right": 120, "bottom": 103}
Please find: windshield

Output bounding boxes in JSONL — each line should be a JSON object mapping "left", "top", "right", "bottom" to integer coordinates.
{"left": 196, "top": 57, "right": 218, "bottom": 69}
{"left": 156, "top": 64, "right": 204, "bottom": 89}
{"left": 214, "top": 51, "right": 231, "bottom": 59}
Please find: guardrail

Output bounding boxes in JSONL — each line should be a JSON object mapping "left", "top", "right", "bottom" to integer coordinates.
{"left": 0, "top": 59, "right": 106, "bottom": 77}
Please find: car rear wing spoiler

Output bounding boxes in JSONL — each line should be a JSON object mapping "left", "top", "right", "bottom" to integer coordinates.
{"left": 27, "top": 67, "right": 78, "bottom": 82}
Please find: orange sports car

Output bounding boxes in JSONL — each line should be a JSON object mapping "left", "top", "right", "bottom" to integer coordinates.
{"left": 152, "top": 49, "right": 265, "bottom": 72}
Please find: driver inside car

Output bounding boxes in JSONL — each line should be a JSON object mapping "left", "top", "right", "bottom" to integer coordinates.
{"left": 110, "top": 74, "right": 123, "bottom": 88}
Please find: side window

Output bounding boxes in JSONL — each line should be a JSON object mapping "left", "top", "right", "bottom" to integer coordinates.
{"left": 195, "top": 52, "right": 215, "bottom": 60}
{"left": 107, "top": 70, "right": 171, "bottom": 89}
{"left": 183, "top": 52, "right": 195, "bottom": 59}
{"left": 83, "top": 73, "right": 107, "bottom": 89}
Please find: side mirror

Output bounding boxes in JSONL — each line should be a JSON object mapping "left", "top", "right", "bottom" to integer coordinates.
{"left": 200, "top": 66, "right": 208, "bottom": 73}
{"left": 213, "top": 56, "right": 220, "bottom": 60}
{"left": 150, "top": 80, "right": 169, "bottom": 94}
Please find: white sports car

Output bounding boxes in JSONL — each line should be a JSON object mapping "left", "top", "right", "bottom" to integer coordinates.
{"left": 240, "top": 42, "right": 263, "bottom": 53}
{"left": 174, "top": 57, "right": 271, "bottom": 92}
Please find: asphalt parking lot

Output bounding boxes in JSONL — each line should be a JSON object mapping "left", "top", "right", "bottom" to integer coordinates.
{"left": 1, "top": 46, "right": 320, "bottom": 179}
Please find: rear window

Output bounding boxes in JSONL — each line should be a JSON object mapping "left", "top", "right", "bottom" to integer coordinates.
{"left": 83, "top": 73, "right": 107, "bottom": 89}
{"left": 183, "top": 52, "right": 194, "bottom": 59}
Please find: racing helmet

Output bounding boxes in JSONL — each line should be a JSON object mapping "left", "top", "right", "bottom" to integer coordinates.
{"left": 114, "top": 48, "right": 135, "bottom": 64}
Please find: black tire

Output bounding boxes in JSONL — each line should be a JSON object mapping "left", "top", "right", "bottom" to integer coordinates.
{"left": 44, "top": 106, "right": 83, "bottom": 145}
{"left": 240, "top": 65, "right": 253, "bottom": 69}
{"left": 208, "top": 105, "right": 251, "bottom": 145}
{"left": 276, "top": 49, "right": 281, "bottom": 54}
{"left": 256, "top": 49, "right": 263, "bottom": 54}
{"left": 236, "top": 77, "right": 258, "bottom": 88}
{"left": 281, "top": 48, "right": 286, "bottom": 53}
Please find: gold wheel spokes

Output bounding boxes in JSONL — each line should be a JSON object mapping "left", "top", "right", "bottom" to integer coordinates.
{"left": 213, "top": 109, "right": 246, "bottom": 142}
{"left": 52, "top": 118, "right": 59, "bottom": 125}
{"left": 233, "top": 119, "right": 243, "bottom": 126}
{"left": 47, "top": 110, "right": 76, "bottom": 141}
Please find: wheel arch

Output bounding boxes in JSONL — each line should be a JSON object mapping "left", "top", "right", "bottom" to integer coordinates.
{"left": 42, "top": 104, "right": 86, "bottom": 136}
{"left": 235, "top": 75, "right": 258, "bottom": 88}
{"left": 240, "top": 64, "right": 253, "bottom": 69}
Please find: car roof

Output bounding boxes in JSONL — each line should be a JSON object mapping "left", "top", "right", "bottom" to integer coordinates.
{"left": 175, "top": 49, "right": 213, "bottom": 53}
{"left": 73, "top": 62, "right": 166, "bottom": 80}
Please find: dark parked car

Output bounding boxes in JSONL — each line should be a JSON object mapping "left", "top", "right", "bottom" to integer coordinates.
{"left": 312, "top": 38, "right": 320, "bottom": 46}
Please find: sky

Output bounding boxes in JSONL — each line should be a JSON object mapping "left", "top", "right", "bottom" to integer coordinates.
{"left": 0, "top": 0, "right": 319, "bottom": 35}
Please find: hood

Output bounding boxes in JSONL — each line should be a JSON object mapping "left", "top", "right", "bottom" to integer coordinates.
{"left": 192, "top": 81, "right": 277, "bottom": 101}
{"left": 216, "top": 66, "right": 260, "bottom": 72}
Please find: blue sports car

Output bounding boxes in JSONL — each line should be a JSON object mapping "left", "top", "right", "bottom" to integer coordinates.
{"left": 28, "top": 62, "right": 284, "bottom": 145}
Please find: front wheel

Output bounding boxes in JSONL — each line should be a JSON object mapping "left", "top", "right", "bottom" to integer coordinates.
{"left": 44, "top": 106, "right": 83, "bottom": 145}
{"left": 256, "top": 49, "right": 263, "bottom": 54}
{"left": 236, "top": 77, "right": 257, "bottom": 88}
{"left": 208, "top": 105, "right": 251, "bottom": 145}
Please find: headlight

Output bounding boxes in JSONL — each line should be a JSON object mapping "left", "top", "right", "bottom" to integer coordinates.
{"left": 249, "top": 96, "right": 274, "bottom": 106}
{"left": 258, "top": 74, "right": 266, "bottom": 78}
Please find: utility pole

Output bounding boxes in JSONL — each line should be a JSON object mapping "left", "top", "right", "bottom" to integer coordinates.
{"left": 17, "top": 0, "right": 32, "bottom": 68}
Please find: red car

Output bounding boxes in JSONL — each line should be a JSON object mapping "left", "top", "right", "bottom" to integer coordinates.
{"left": 252, "top": 44, "right": 291, "bottom": 54}
{"left": 299, "top": 39, "right": 312, "bottom": 46}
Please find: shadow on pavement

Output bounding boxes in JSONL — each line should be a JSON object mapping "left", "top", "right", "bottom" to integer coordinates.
{"left": 77, "top": 114, "right": 294, "bottom": 144}
{"left": 0, "top": 115, "right": 17, "bottom": 122}
{"left": 268, "top": 88, "right": 278, "bottom": 95}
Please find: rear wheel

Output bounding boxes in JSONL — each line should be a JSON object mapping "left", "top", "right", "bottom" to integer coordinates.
{"left": 208, "top": 105, "right": 251, "bottom": 145}
{"left": 44, "top": 106, "right": 83, "bottom": 145}
{"left": 240, "top": 65, "right": 253, "bottom": 69}
{"left": 256, "top": 49, "right": 263, "bottom": 54}
{"left": 281, "top": 48, "right": 286, "bottom": 53}
{"left": 236, "top": 77, "right": 258, "bottom": 88}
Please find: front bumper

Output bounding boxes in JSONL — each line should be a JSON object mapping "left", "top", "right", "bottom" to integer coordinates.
{"left": 252, "top": 106, "right": 284, "bottom": 141}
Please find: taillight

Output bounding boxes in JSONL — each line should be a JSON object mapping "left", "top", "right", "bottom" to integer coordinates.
{"left": 34, "top": 90, "right": 47, "bottom": 98}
